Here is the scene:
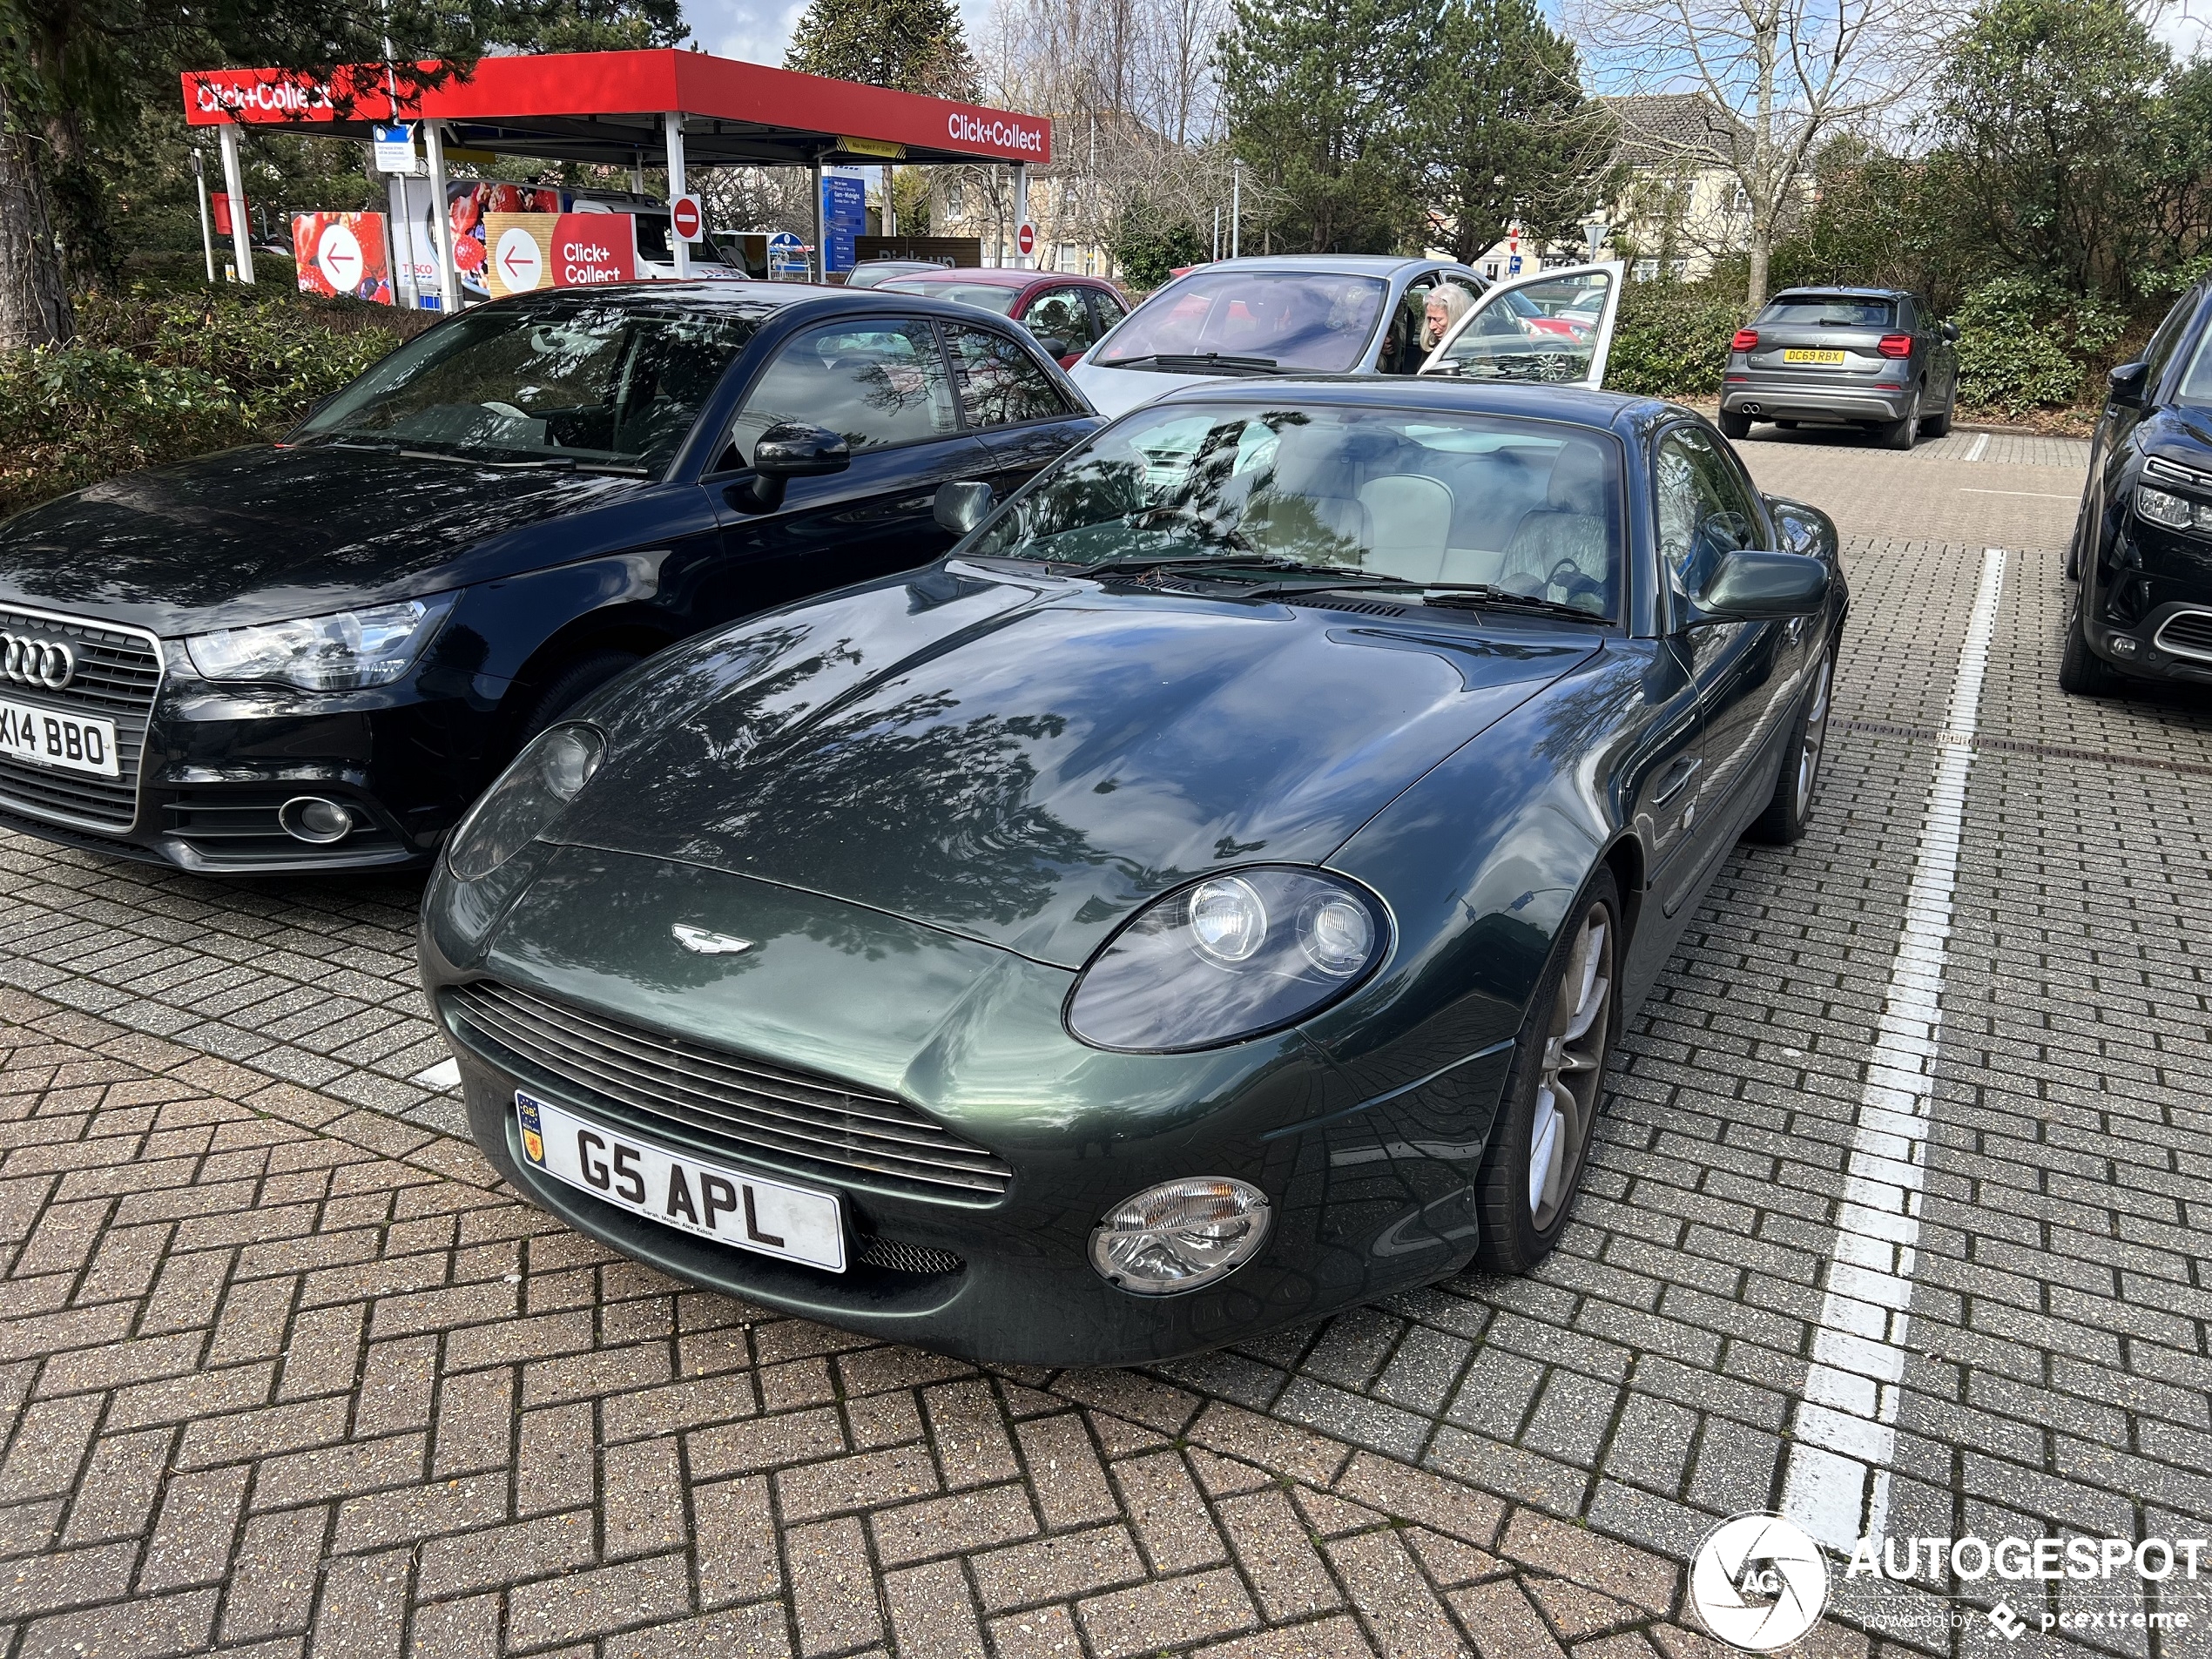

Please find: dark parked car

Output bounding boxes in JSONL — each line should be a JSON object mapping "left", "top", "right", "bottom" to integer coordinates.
{"left": 2060, "top": 276, "right": 2212, "bottom": 693}
{"left": 419, "top": 378, "right": 1847, "bottom": 1366}
{"left": 1718, "top": 287, "right": 1959, "bottom": 449}
{"left": 874, "top": 267, "right": 1130, "bottom": 368}
{"left": 0, "top": 284, "right": 1096, "bottom": 873}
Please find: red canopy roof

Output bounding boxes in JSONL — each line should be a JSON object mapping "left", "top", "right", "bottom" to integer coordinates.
{"left": 181, "top": 49, "right": 1052, "bottom": 167}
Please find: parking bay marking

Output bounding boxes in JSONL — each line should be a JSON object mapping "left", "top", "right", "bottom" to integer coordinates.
{"left": 1965, "top": 431, "right": 1989, "bottom": 462}
{"left": 1959, "top": 487, "right": 2076, "bottom": 499}
{"left": 1779, "top": 544, "right": 2006, "bottom": 1553}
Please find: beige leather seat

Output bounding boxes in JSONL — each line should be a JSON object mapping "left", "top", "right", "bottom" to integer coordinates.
{"left": 1498, "top": 443, "right": 1614, "bottom": 610}
{"left": 1357, "top": 476, "right": 1453, "bottom": 584}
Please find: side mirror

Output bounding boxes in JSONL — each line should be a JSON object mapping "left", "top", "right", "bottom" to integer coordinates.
{"left": 1029, "top": 336, "right": 1069, "bottom": 360}
{"left": 732, "top": 421, "right": 849, "bottom": 511}
{"left": 1941, "top": 320, "right": 1959, "bottom": 342}
{"left": 2108, "top": 361, "right": 2150, "bottom": 410}
{"left": 1688, "top": 550, "right": 1830, "bottom": 623}
{"left": 934, "top": 481, "right": 995, "bottom": 537}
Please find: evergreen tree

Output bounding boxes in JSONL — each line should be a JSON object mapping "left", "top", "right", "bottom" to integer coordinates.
{"left": 1409, "top": 0, "right": 1611, "bottom": 265}
{"left": 783, "top": 0, "right": 979, "bottom": 98}
{"left": 1217, "top": 0, "right": 1425, "bottom": 253}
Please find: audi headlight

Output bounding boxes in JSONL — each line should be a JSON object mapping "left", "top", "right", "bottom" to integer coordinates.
{"left": 1065, "top": 867, "right": 1389, "bottom": 1052}
{"left": 444, "top": 724, "right": 604, "bottom": 881}
{"left": 186, "top": 594, "right": 456, "bottom": 691}
{"left": 1089, "top": 1177, "right": 1271, "bottom": 1294}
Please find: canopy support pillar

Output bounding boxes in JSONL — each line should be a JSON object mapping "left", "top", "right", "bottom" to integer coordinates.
{"left": 1013, "top": 164, "right": 1028, "bottom": 269}
{"left": 217, "top": 122, "right": 254, "bottom": 283}
{"left": 425, "top": 121, "right": 459, "bottom": 313}
{"left": 664, "top": 112, "right": 691, "bottom": 278}
{"left": 811, "top": 155, "right": 826, "bottom": 283}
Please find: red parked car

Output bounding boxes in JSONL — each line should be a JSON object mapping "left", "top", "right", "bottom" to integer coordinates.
{"left": 875, "top": 268, "right": 1130, "bottom": 368}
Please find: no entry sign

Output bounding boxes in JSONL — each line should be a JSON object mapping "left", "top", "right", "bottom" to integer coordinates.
{"left": 671, "top": 194, "right": 703, "bottom": 242}
{"left": 1017, "top": 221, "right": 1035, "bottom": 257}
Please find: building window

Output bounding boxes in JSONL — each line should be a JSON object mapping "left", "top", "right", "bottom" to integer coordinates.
{"left": 948, "top": 183, "right": 965, "bottom": 214}
{"left": 1634, "top": 259, "right": 1659, "bottom": 281}
{"left": 1668, "top": 258, "right": 1689, "bottom": 279}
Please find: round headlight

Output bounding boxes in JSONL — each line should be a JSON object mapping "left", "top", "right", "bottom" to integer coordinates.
{"left": 1188, "top": 876, "right": 1265, "bottom": 964}
{"left": 1064, "top": 867, "right": 1390, "bottom": 1052}
{"left": 1089, "top": 1177, "right": 1271, "bottom": 1294}
{"left": 445, "top": 723, "right": 604, "bottom": 882}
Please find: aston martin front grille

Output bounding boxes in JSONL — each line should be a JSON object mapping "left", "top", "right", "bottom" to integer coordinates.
{"left": 2154, "top": 609, "right": 2212, "bottom": 664}
{"left": 0, "top": 605, "right": 163, "bottom": 833}
{"left": 445, "top": 979, "right": 1013, "bottom": 1201}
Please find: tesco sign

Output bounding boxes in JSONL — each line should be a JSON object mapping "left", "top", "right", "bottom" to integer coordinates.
{"left": 946, "top": 111, "right": 1046, "bottom": 156}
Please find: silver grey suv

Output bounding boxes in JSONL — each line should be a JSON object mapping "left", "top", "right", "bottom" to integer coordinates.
{"left": 1718, "top": 287, "right": 1959, "bottom": 450}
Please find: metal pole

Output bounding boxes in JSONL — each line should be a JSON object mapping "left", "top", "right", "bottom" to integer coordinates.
{"left": 882, "top": 164, "right": 895, "bottom": 240}
{"left": 663, "top": 111, "right": 691, "bottom": 279}
{"left": 425, "top": 121, "right": 459, "bottom": 312}
{"left": 192, "top": 151, "right": 216, "bottom": 282}
{"left": 811, "top": 156, "right": 826, "bottom": 282}
{"left": 217, "top": 122, "right": 255, "bottom": 283}
{"left": 1230, "top": 158, "right": 1241, "bottom": 260}
{"left": 1013, "top": 163, "right": 1029, "bottom": 269}
{"left": 1212, "top": 204, "right": 1220, "bottom": 262}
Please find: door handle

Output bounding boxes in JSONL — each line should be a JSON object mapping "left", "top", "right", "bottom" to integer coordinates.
{"left": 1652, "top": 754, "right": 1702, "bottom": 806}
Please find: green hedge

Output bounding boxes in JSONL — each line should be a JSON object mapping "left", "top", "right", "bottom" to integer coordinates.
{"left": 1604, "top": 280, "right": 1745, "bottom": 399}
{"left": 0, "top": 282, "right": 423, "bottom": 519}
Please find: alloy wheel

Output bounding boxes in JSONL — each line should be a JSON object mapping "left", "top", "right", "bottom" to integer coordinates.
{"left": 1794, "top": 654, "right": 1834, "bottom": 819}
{"left": 1527, "top": 907, "right": 1614, "bottom": 1231}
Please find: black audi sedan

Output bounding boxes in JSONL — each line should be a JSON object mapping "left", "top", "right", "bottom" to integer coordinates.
{"left": 0, "top": 284, "right": 1096, "bottom": 872}
{"left": 2061, "top": 277, "right": 2212, "bottom": 693}
{"left": 419, "top": 377, "right": 1847, "bottom": 1366}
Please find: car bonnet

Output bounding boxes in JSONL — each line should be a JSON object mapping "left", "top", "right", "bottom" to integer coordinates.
{"left": 548, "top": 565, "right": 1600, "bottom": 970}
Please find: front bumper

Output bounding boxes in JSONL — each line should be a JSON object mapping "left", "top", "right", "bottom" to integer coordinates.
{"left": 421, "top": 846, "right": 1507, "bottom": 1366}
{"left": 0, "top": 641, "right": 504, "bottom": 874}
{"left": 1722, "top": 377, "right": 1913, "bottom": 424}
{"left": 2080, "top": 604, "right": 2212, "bottom": 685}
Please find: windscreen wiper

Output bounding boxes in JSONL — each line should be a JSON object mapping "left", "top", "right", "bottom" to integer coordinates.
{"left": 1414, "top": 584, "right": 1611, "bottom": 624}
{"left": 1100, "top": 353, "right": 1283, "bottom": 375}
{"left": 1076, "top": 553, "right": 1379, "bottom": 583}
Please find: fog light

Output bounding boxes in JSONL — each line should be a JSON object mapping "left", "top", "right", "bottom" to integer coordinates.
{"left": 1089, "top": 1177, "right": 1270, "bottom": 1295}
{"left": 279, "top": 796, "right": 353, "bottom": 844}
{"left": 2110, "top": 636, "right": 2140, "bottom": 656}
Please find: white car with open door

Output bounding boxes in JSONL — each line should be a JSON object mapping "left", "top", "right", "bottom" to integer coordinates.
{"left": 1420, "top": 261, "right": 1625, "bottom": 388}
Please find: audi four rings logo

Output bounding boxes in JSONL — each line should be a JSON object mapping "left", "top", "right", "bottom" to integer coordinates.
{"left": 1, "top": 633, "right": 74, "bottom": 691}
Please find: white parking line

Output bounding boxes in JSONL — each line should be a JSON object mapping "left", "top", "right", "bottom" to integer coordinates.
{"left": 1778, "top": 544, "right": 2007, "bottom": 1553}
{"left": 1965, "top": 431, "right": 1989, "bottom": 462}
{"left": 1959, "top": 487, "right": 2075, "bottom": 500}
{"left": 409, "top": 1056, "right": 463, "bottom": 1092}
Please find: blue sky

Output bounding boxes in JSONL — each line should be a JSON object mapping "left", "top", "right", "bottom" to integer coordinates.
{"left": 685, "top": 0, "right": 1000, "bottom": 71}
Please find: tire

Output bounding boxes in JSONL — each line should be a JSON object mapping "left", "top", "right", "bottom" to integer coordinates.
{"left": 1879, "top": 395, "right": 1919, "bottom": 450}
{"left": 1717, "top": 409, "right": 1753, "bottom": 441}
{"left": 1744, "top": 646, "right": 1835, "bottom": 845}
{"left": 1922, "top": 396, "right": 1952, "bottom": 439}
{"left": 516, "top": 649, "right": 644, "bottom": 744}
{"left": 1474, "top": 867, "right": 1622, "bottom": 1273}
{"left": 2057, "top": 601, "right": 2119, "bottom": 697}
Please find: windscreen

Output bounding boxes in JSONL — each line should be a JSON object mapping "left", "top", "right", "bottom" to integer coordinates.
{"left": 969, "top": 401, "right": 1624, "bottom": 617}
{"left": 292, "top": 297, "right": 758, "bottom": 473}
{"left": 878, "top": 278, "right": 1022, "bottom": 314}
{"left": 1757, "top": 295, "right": 1897, "bottom": 327}
{"left": 1094, "top": 273, "right": 1391, "bottom": 373}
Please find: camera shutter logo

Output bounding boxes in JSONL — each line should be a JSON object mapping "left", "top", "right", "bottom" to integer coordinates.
{"left": 1689, "top": 1513, "right": 1831, "bottom": 1651}
{"left": 1, "top": 634, "right": 75, "bottom": 691}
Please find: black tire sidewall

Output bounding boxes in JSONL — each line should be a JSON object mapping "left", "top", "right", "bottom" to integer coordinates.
{"left": 1474, "top": 866, "right": 1623, "bottom": 1272}
{"left": 517, "top": 650, "right": 645, "bottom": 746}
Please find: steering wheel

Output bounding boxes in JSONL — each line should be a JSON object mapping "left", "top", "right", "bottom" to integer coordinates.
{"left": 1545, "top": 559, "right": 1607, "bottom": 607}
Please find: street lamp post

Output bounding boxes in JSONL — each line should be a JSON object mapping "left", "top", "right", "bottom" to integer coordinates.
{"left": 1230, "top": 158, "right": 1241, "bottom": 260}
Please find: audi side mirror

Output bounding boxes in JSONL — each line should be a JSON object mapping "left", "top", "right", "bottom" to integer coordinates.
{"left": 1687, "top": 550, "right": 1830, "bottom": 624}
{"left": 731, "top": 421, "right": 850, "bottom": 512}
{"left": 1029, "top": 336, "right": 1070, "bottom": 360}
{"left": 2108, "top": 361, "right": 2150, "bottom": 410}
{"left": 1941, "top": 320, "right": 1959, "bottom": 342}
{"left": 934, "top": 481, "right": 995, "bottom": 537}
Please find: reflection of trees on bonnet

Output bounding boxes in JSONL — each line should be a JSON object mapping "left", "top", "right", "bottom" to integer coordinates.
{"left": 691, "top": 688, "right": 1098, "bottom": 934}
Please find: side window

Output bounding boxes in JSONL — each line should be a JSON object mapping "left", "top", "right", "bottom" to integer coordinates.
{"left": 946, "top": 323, "right": 1071, "bottom": 428}
{"left": 1024, "top": 288, "right": 1096, "bottom": 353}
{"left": 1090, "top": 290, "right": 1128, "bottom": 334}
{"left": 2141, "top": 289, "right": 2202, "bottom": 389}
{"left": 726, "top": 319, "right": 956, "bottom": 464}
{"left": 1655, "top": 427, "right": 1760, "bottom": 614}
{"left": 1381, "top": 276, "right": 1438, "bottom": 374}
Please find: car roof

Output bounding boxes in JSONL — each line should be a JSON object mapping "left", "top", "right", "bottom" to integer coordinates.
{"left": 1143, "top": 374, "right": 1667, "bottom": 431}
{"left": 880, "top": 267, "right": 1037, "bottom": 287}
{"left": 475, "top": 280, "right": 1031, "bottom": 322}
{"left": 1766, "top": 287, "right": 1911, "bottom": 300}
{"left": 1177, "top": 255, "right": 1458, "bottom": 277}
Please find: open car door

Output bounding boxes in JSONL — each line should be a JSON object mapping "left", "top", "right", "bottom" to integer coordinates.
{"left": 1420, "top": 261, "right": 1626, "bottom": 388}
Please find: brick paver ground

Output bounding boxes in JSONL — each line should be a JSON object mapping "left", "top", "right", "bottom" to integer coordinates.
{"left": 3, "top": 429, "right": 2209, "bottom": 1658}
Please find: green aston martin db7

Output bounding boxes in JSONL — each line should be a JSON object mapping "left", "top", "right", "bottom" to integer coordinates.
{"left": 419, "top": 377, "right": 1845, "bottom": 1366}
